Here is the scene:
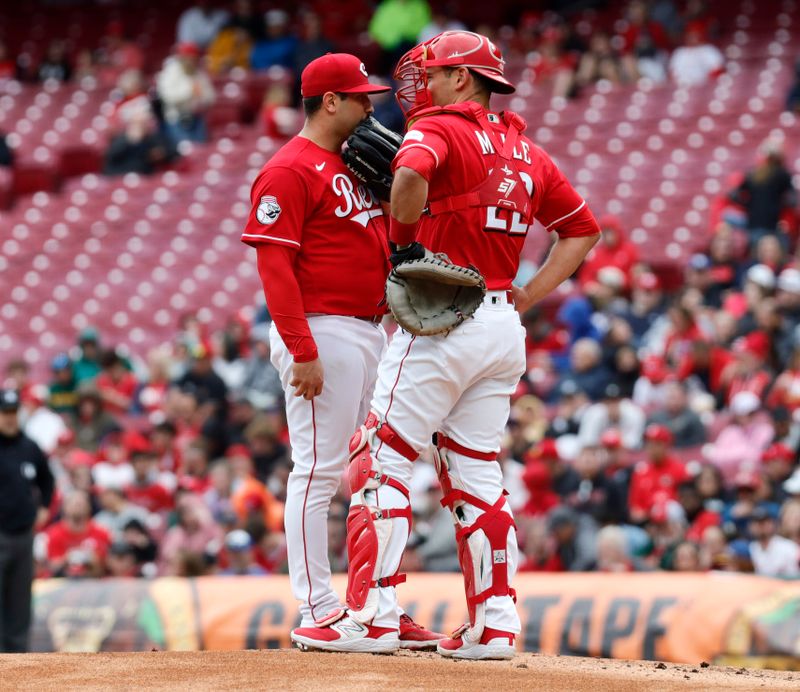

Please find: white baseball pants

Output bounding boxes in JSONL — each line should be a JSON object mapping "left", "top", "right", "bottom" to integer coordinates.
{"left": 271, "top": 315, "right": 386, "bottom": 627}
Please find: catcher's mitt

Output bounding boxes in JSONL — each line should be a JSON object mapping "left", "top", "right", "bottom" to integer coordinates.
{"left": 386, "top": 250, "right": 486, "bottom": 336}
{"left": 342, "top": 116, "right": 404, "bottom": 201}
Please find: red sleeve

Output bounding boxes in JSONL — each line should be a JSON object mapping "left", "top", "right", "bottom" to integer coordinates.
{"left": 241, "top": 166, "right": 308, "bottom": 249}
{"left": 256, "top": 244, "right": 318, "bottom": 363}
{"left": 628, "top": 471, "right": 646, "bottom": 514}
{"left": 536, "top": 150, "right": 601, "bottom": 238}
{"left": 392, "top": 120, "right": 449, "bottom": 182}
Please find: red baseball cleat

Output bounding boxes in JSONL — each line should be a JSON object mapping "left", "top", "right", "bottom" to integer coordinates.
{"left": 291, "top": 610, "right": 399, "bottom": 654}
{"left": 398, "top": 613, "right": 446, "bottom": 650}
{"left": 437, "top": 624, "right": 516, "bottom": 660}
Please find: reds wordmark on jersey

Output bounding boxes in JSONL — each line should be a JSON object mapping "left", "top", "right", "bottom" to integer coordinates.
{"left": 242, "top": 136, "right": 390, "bottom": 316}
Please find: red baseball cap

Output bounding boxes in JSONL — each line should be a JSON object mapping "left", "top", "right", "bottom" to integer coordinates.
{"left": 301, "top": 53, "right": 391, "bottom": 98}
{"left": 634, "top": 272, "right": 661, "bottom": 291}
{"left": 761, "top": 443, "right": 794, "bottom": 464}
{"left": 644, "top": 424, "right": 673, "bottom": 445}
{"left": 600, "top": 429, "right": 622, "bottom": 449}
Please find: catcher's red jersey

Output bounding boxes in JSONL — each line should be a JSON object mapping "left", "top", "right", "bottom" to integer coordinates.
{"left": 393, "top": 103, "right": 599, "bottom": 290}
{"left": 242, "top": 136, "right": 390, "bottom": 316}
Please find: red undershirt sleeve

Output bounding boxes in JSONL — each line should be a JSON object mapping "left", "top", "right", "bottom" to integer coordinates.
{"left": 256, "top": 244, "right": 318, "bottom": 363}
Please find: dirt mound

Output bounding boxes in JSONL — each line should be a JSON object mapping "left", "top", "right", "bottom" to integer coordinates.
{"left": 1, "top": 650, "right": 797, "bottom": 691}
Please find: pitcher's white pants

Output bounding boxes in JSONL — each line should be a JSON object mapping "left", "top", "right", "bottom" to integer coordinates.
{"left": 271, "top": 316, "right": 386, "bottom": 627}
{"left": 365, "top": 297, "right": 527, "bottom": 631}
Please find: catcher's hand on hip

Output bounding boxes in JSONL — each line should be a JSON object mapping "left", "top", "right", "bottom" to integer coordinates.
{"left": 342, "top": 116, "right": 403, "bottom": 201}
{"left": 291, "top": 358, "right": 324, "bottom": 400}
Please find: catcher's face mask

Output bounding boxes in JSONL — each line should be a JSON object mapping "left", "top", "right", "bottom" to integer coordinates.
{"left": 394, "top": 31, "right": 516, "bottom": 119}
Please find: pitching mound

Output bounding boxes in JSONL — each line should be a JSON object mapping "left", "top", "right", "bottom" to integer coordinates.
{"left": 1, "top": 650, "right": 797, "bottom": 691}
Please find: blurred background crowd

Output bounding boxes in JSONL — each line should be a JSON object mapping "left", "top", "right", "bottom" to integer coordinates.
{"left": 1, "top": 0, "right": 799, "bottom": 582}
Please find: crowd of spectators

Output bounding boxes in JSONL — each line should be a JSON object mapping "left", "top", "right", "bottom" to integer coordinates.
{"left": 1, "top": 1, "right": 800, "bottom": 582}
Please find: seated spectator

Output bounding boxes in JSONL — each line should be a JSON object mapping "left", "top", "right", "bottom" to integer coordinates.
{"left": 173, "top": 341, "right": 229, "bottom": 420}
{"left": 632, "top": 354, "right": 672, "bottom": 411}
{"left": 579, "top": 215, "right": 640, "bottom": 291}
{"left": 748, "top": 506, "right": 800, "bottom": 577}
{"left": 705, "top": 391, "right": 774, "bottom": 485}
{"left": 618, "top": 0, "right": 671, "bottom": 82}
{"left": 525, "top": 26, "right": 578, "bottom": 99}
{"left": 70, "top": 383, "right": 119, "bottom": 453}
{"left": 662, "top": 303, "right": 707, "bottom": 369}
{"left": 669, "top": 540, "right": 702, "bottom": 571}
{"left": 575, "top": 32, "right": 623, "bottom": 89}
{"left": 206, "top": 26, "right": 252, "bottom": 75}
{"left": 21, "top": 384, "right": 69, "bottom": 455}
{"left": 579, "top": 382, "right": 646, "bottom": 450}
{"left": 48, "top": 353, "right": 78, "bottom": 415}
{"left": 418, "top": 5, "right": 465, "bottom": 43}
{"left": 228, "top": 444, "right": 283, "bottom": 533}
{"left": 121, "top": 518, "right": 158, "bottom": 572}
{"left": 776, "top": 268, "right": 800, "bottom": 332}
{"left": 768, "top": 347, "right": 800, "bottom": 414}
{"left": 159, "top": 493, "right": 223, "bottom": 575}
{"left": 565, "top": 445, "right": 627, "bottom": 524}
{"left": 95, "top": 349, "right": 139, "bottom": 415}
{"left": 176, "top": 0, "right": 230, "bottom": 50}
{"left": 668, "top": 26, "right": 723, "bottom": 86}
{"left": 718, "top": 332, "right": 772, "bottom": 406}
{"left": 628, "top": 425, "right": 689, "bottom": 523}
{"left": 156, "top": 43, "right": 216, "bottom": 145}
{"left": 618, "top": 272, "right": 667, "bottom": 347}
{"left": 647, "top": 380, "right": 707, "bottom": 447}
{"left": 293, "top": 10, "right": 334, "bottom": 76}
{"left": 227, "top": 0, "right": 265, "bottom": 42}
{"left": 547, "top": 505, "right": 598, "bottom": 571}
{"left": 106, "top": 541, "right": 141, "bottom": 577}
{"left": 41, "top": 490, "right": 111, "bottom": 578}
{"left": 38, "top": 40, "right": 72, "bottom": 82}
{"left": 94, "top": 485, "right": 151, "bottom": 540}
{"left": 561, "top": 338, "right": 611, "bottom": 403}
{"left": 259, "top": 83, "right": 298, "bottom": 140}
{"left": 244, "top": 415, "right": 288, "bottom": 483}
{"left": 729, "top": 138, "right": 797, "bottom": 251}
{"left": 518, "top": 519, "right": 563, "bottom": 572}
{"left": 524, "top": 438, "right": 580, "bottom": 499}
{"left": 93, "top": 431, "right": 137, "bottom": 490}
{"left": 544, "top": 379, "right": 589, "bottom": 438}
{"left": 595, "top": 525, "right": 635, "bottom": 572}
{"left": 218, "top": 529, "right": 267, "bottom": 575}
{"left": 519, "top": 458, "right": 560, "bottom": 519}
{"left": 760, "top": 443, "right": 796, "bottom": 504}
{"left": 251, "top": 10, "right": 298, "bottom": 71}
{"left": 678, "top": 481, "right": 721, "bottom": 543}
{"left": 178, "top": 438, "right": 213, "bottom": 494}
{"left": 125, "top": 447, "right": 174, "bottom": 515}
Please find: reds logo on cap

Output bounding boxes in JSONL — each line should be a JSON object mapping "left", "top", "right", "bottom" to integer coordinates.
{"left": 301, "top": 53, "right": 392, "bottom": 98}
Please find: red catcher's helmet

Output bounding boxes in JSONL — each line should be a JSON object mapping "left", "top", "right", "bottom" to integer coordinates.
{"left": 394, "top": 31, "right": 516, "bottom": 118}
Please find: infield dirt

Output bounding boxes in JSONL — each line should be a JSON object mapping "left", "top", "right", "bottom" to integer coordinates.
{"left": 2, "top": 649, "right": 799, "bottom": 691}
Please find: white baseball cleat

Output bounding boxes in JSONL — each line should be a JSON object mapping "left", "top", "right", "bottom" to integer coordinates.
{"left": 436, "top": 624, "right": 516, "bottom": 660}
{"left": 291, "top": 610, "right": 400, "bottom": 654}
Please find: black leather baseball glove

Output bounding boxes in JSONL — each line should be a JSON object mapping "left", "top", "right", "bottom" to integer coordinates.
{"left": 342, "top": 116, "right": 404, "bottom": 201}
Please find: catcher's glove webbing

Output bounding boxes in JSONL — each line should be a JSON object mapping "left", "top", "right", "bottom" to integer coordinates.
{"left": 386, "top": 249, "right": 486, "bottom": 336}
{"left": 342, "top": 116, "right": 404, "bottom": 201}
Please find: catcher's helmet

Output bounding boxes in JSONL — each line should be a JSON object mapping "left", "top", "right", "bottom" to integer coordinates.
{"left": 394, "top": 31, "right": 515, "bottom": 118}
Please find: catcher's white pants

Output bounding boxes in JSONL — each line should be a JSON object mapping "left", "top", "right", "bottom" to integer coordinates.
{"left": 271, "top": 316, "right": 386, "bottom": 627}
{"left": 366, "top": 294, "right": 526, "bottom": 632}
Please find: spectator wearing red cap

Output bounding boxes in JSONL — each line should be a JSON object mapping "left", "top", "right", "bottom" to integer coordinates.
{"left": 760, "top": 443, "right": 796, "bottom": 503}
{"left": 646, "top": 380, "right": 707, "bottom": 448}
{"left": 519, "top": 459, "right": 560, "bottom": 519}
{"left": 632, "top": 354, "right": 673, "bottom": 412}
{"left": 628, "top": 424, "right": 689, "bottom": 524}
{"left": 704, "top": 391, "right": 774, "bottom": 486}
{"left": 524, "top": 438, "right": 580, "bottom": 499}
{"left": 719, "top": 331, "right": 772, "bottom": 406}
{"left": 578, "top": 214, "right": 640, "bottom": 291}
{"left": 156, "top": 43, "right": 215, "bottom": 145}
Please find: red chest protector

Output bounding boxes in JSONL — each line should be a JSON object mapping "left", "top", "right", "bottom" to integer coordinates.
{"left": 410, "top": 103, "right": 533, "bottom": 224}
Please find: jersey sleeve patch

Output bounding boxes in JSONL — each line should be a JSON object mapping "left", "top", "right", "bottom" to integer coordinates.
{"left": 256, "top": 195, "right": 282, "bottom": 225}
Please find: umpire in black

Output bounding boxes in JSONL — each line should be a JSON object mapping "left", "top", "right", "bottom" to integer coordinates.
{"left": 0, "top": 388, "right": 54, "bottom": 652}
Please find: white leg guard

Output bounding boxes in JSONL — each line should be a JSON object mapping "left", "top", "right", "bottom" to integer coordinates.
{"left": 344, "top": 414, "right": 412, "bottom": 624}
{"left": 433, "top": 437, "right": 517, "bottom": 643}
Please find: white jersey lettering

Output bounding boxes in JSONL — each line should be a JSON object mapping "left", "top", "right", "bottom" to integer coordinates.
{"left": 332, "top": 173, "right": 379, "bottom": 219}
{"left": 475, "top": 130, "right": 495, "bottom": 155}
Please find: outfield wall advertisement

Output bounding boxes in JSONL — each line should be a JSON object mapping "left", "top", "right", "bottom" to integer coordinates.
{"left": 31, "top": 573, "right": 800, "bottom": 669}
